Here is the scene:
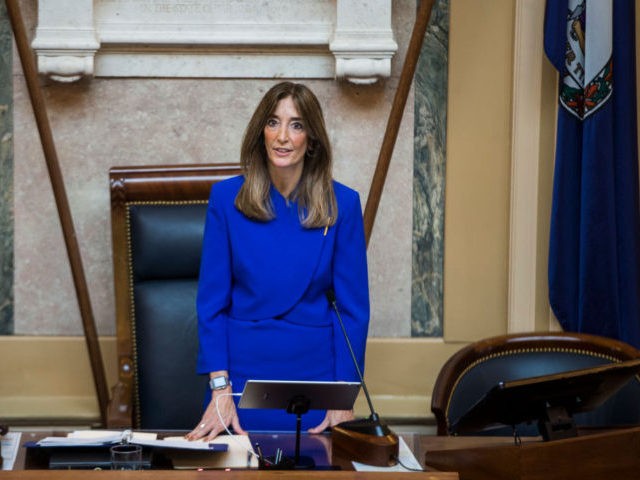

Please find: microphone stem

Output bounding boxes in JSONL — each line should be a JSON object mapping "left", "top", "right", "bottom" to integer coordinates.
{"left": 330, "top": 299, "right": 377, "bottom": 417}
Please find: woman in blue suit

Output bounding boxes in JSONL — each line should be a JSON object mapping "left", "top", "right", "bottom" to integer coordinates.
{"left": 187, "top": 82, "right": 370, "bottom": 440}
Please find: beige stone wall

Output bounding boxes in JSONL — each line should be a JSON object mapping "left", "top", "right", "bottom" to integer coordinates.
{"left": 12, "top": 0, "right": 415, "bottom": 337}
{"left": 443, "top": 0, "right": 515, "bottom": 340}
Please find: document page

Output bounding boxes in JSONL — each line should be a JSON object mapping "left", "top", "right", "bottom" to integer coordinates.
{"left": 352, "top": 437, "right": 423, "bottom": 472}
{"left": 167, "top": 434, "right": 258, "bottom": 469}
{"left": 1, "top": 432, "right": 21, "bottom": 470}
{"left": 36, "top": 430, "right": 227, "bottom": 452}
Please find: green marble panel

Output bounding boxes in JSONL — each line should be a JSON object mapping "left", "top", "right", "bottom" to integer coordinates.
{"left": 412, "top": 0, "right": 448, "bottom": 336}
{"left": 0, "top": 3, "right": 12, "bottom": 334}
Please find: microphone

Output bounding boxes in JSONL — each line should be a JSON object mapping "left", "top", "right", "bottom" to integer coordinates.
{"left": 325, "top": 290, "right": 399, "bottom": 467}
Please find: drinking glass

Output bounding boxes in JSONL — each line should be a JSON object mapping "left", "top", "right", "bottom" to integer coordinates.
{"left": 110, "top": 444, "right": 143, "bottom": 470}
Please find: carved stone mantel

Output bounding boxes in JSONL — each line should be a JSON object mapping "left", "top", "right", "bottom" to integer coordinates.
{"left": 32, "top": 0, "right": 397, "bottom": 84}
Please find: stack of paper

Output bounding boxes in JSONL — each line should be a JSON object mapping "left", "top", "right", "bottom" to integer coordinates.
{"left": 34, "top": 430, "right": 255, "bottom": 469}
{"left": 165, "top": 435, "right": 258, "bottom": 469}
{"left": 352, "top": 437, "right": 423, "bottom": 472}
{"left": 36, "top": 430, "right": 228, "bottom": 452}
{"left": 1, "top": 432, "right": 21, "bottom": 470}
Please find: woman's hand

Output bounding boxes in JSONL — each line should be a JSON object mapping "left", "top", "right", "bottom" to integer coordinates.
{"left": 308, "top": 409, "right": 355, "bottom": 434}
{"left": 186, "top": 389, "right": 247, "bottom": 441}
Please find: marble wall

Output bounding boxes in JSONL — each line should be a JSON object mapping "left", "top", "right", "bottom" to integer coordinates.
{"left": 0, "top": 2, "right": 12, "bottom": 335}
{"left": 412, "top": 0, "right": 448, "bottom": 337}
{"left": 3, "top": 0, "right": 448, "bottom": 338}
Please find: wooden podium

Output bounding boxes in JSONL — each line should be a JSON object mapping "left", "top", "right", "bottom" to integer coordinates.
{"left": 424, "top": 427, "right": 640, "bottom": 480}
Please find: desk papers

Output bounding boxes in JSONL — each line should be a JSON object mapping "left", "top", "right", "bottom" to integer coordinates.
{"left": 352, "top": 437, "right": 422, "bottom": 472}
{"left": 1, "top": 432, "right": 21, "bottom": 470}
{"left": 35, "top": 430, "right": 227, "bottom": 452}
{"left": 168, "top": 435, "right": 258, "bottom": 469}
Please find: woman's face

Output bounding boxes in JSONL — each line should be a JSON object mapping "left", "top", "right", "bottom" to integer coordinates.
{"left": 263, "top": 96, "right": 308, "bottom": 176}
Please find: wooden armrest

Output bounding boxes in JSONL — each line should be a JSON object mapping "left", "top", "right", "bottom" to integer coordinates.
{"left": 106, "top": 356, "right": 134, "bottom": 428}
{"left": 106, "top": 380, "right": 133, "bottom": 429}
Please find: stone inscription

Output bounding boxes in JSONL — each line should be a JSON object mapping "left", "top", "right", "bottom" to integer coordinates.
{"left": 99, "top": 0, "right": 213, "bottom": 15}
{"left": 96, "top": 1, "right": 331, "bottom": 22}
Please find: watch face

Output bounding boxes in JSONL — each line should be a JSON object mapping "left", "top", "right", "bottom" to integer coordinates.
{"left": 210, "top": 376, "right": 229, "bottom": 390}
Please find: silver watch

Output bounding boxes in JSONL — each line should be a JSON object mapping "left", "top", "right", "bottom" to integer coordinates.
{"left": 209, "top": 375, "right": 231, "bottom": 391}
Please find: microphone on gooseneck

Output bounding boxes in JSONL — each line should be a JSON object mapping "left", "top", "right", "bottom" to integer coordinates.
{"left": 325, "top": 289, "right": 399, "bottom": 467}
{"left": 324, "top": 289, "right": 377, "bottom": 420}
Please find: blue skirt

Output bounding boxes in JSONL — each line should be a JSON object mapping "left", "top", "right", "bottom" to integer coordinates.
{"left": 226, "top": 317, "right": 334, "bottom": 432}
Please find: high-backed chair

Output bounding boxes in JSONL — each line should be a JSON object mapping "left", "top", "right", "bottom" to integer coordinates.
{"left": 106, "top": 163, "right": 242, "bottom": 429}
{"left": 431, "top": 332, "right": 640, "bottom": 437}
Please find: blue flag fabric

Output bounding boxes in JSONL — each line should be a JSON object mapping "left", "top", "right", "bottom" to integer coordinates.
{"left": 544, "top": 0, "right": 640, "bottom": 346}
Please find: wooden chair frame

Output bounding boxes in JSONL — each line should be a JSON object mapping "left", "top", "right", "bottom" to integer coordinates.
{"left": 106, "top": 163, "right": 242, "bottom": 428}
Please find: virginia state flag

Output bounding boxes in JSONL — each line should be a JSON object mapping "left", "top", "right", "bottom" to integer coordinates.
{"left": 545, "top": 0, "right": 640, "bottom": 347}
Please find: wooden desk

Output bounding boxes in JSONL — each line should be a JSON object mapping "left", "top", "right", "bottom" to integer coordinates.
{"left": 1, "top": 471, "right": 456, "bottom": 479}
{"left": 6, "top": 431, "right": 457, "bottom": 479}
{"left": 419, "top": 427, "right": 640, "bottom": 480}
{"left": 11, "top": 429, "right": 638, "bottom": 479}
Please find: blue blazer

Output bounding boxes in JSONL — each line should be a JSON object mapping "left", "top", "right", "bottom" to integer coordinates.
{"left": 196, "top": 175, "right": 370, "bottom": 383}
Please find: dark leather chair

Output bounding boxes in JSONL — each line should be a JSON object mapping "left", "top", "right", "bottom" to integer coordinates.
{"left": 106, "top": 163, "right": 242, "bottom": 429}
{"left": 431, "top": 332, "right": 640, "bottom": 437}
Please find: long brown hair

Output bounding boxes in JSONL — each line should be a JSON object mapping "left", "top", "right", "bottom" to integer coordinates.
{"left": 235, "top": 82, "right": 337, "bottom": 228}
